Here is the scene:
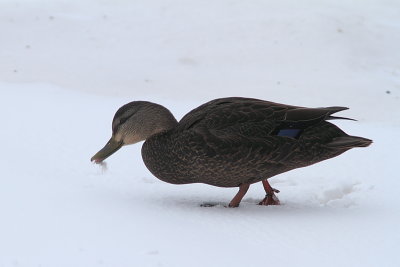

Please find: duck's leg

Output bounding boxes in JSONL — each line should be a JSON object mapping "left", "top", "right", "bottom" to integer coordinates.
{"left": 259, "top": 179, "right": 280, "bottom": 205}
{"left": 228, "top": 183, "right": 250, "bottom": 207}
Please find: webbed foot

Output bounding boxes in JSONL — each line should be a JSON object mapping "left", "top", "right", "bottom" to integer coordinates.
{"left": 258, "top": 191, "right": 280, "bottom": 206}
{"left": 228, "top": 183, "right": 250, "bottom": 208}
{"left": 259, "top": 179, "right": 280, "bottom": 206}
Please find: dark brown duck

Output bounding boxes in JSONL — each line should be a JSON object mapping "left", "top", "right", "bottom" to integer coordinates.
{"left": 91, "top": 97, "right": 372, "bottom": 207}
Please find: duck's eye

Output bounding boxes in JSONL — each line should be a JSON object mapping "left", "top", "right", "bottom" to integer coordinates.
{"left": 113, "top": 115, "right": 131, "bottom": 132}
{"left": 119, "top": 116, "right": 131, "bottom": 125}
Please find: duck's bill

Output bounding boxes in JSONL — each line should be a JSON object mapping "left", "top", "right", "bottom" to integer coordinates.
{"left": 91, "top": 138, "right": 123, "bottom": 163}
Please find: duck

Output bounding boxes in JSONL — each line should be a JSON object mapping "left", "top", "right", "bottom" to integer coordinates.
{"left": 91, "top": 97, "right": 372, "bottom": 207}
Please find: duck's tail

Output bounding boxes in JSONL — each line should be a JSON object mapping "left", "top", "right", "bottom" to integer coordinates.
{"left": 326, "top": 136, "right": 373, "bottom": 149}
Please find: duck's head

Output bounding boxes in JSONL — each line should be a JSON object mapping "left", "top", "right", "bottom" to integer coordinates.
{"left": 91, "top": 101, "right": 177, "bottom": 163}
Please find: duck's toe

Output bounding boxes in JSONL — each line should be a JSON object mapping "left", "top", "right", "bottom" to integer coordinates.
{"left": 258, "top": 193, "right": 280, "bottom": 206}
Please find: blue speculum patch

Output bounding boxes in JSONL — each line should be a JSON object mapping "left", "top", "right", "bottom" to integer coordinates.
{"left": 277, "top": 129, "right": 302, "bottom": 138}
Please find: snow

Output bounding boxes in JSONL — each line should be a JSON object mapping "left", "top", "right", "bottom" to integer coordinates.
{"left": 1, "top": 0, "right": 399, "bottom": 266}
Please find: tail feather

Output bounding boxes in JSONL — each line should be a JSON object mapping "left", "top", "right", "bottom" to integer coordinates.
{"left": 327, "top": 116, "right": 356, "bottom": 121}
{"left": 327, "top": 136, "right": 373, "bottom": 149}
{"left": 325, "top": 107, "right": 356, "bottom": 121}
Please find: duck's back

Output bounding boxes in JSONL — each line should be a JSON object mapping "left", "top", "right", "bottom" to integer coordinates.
{"left": 141, "top": 97, "right": 371, "bottom": 187}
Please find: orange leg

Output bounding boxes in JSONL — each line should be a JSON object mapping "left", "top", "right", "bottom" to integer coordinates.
{"left": 228, "top": 183, "right": 250, "bottom": 207}
{"left": 259, "top": 180, "right": 280, "bottom": 205}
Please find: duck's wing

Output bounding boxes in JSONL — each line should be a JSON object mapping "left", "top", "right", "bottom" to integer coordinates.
{"left": 178, "top": 97, "right": 350, "bottom": 139}
{"left": 179, "top": 97, "right": 294, "bottom": 133}
{"left": 169, "top": 98, "right": 360, "bottom": 186}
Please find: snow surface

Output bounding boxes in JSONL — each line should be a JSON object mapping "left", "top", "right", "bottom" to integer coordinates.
{"left": 1, "top": 0, "right": 399, "bottom": 266}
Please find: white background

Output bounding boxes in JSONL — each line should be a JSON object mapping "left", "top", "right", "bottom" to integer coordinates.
{"left": 0, "top": 1, "right": 399, "bottom": 266}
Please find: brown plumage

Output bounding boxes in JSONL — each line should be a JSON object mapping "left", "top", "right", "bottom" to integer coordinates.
{"left": 91, "top": 97, "right": 372, "bottom": 207}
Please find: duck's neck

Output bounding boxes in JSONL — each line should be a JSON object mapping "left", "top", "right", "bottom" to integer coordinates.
{"left": 144, "top": 103, "right": 178, "bottom": 139}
